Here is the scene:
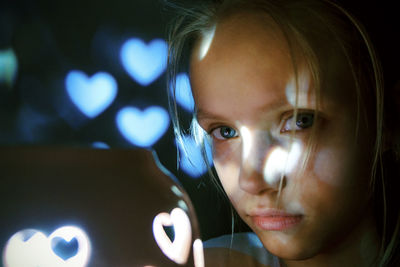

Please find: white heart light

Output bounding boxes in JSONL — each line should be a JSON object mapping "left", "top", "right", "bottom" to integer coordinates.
{"left": 152, "top": 208, "right": 192, "bottom": 265}
{"left": 116, "top": 106, "right": 170, "bottom": 147}
{"left": 2, "top": 226, "right": 91, "bottom": 267}
{"left": 120, "top": 38, "right": 167, "bottom": 86}
{"left": 65, "top": 70, "right": 118, "bottom": 118}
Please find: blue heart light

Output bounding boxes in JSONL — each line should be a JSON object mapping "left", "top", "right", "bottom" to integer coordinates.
{"left": 65, "top": 70, "right": 118, "bottom": 118}
{"left": 0, "top": 48, "right": 18, "bottom": 87}
{"left": 116, "top": 106, "right": 170, "bottom": 147}
{"left": 178, "top": 135, "right": 213, "bottom": 178}
{"left": 51, "top": 237, "right": 78, "bottom": 261}
{"left": 120, "top": 38, "right": 167, "bottom": 86}
{"left": 172, "top": 73, "right": 195, "bottom": 112}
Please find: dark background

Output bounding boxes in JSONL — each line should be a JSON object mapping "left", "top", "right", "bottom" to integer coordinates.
{"left": 0, "top": 0, "right": 398, "bottom": 242}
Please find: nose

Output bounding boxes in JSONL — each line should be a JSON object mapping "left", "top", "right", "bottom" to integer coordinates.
{"left": 238, "top": 130, "right": 286, "bottom": 195}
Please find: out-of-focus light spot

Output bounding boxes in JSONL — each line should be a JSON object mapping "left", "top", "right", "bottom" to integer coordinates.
{"left": 263, "top": 142, "right": 301, "bottom": 187}
{"left": 0, "top": 48, "right": 18, "bottom": 88}
{"left": 263, "top": 147, "right": 287, "bottom": 187}
{"left": 116, "top": 106, "right": 170, "bottom": 147}
{"left": 198, "top": 25, "right": 216, "bottom": 61}
{"left": 193, "top": 239, "right": 205, "bottom": 267}
{"left": 3, "top": 226, "right": 91, "bottom": 267}
{"left": 152, "top": 208, "right": 192, "bottom": 265}
{"left": 171, "top": 73, "right": 194, "bottom": 112}
{"left": 65, "top": 70, "right": 117, "bottom": 118}
{"left": 171, "top": 185, "right": 183, "bottom": 197}
{"left": 177, "top": 135, "right": 213, "bottom": 178}
{"left": 120, "top": 38, "right": 167, "bottom": 86}
{"left": 91, "top": 141, "right": 110, "bottom": 149}
{"left": 240, "top": 126, "right": 252, "bottom": 160}
{"left": 177, "top": 200, "right": 188, "bottom": 211}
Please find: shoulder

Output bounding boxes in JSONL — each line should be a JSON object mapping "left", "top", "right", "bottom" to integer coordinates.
{"left": 203, "top": 232, "right": 280, "bottom": 267}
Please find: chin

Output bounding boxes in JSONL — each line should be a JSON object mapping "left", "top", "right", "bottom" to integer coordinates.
{"left": 257, "top": 229, "right": 320, "bottom": 261}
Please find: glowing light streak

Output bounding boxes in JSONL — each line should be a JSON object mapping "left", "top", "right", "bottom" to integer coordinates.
{"left": 240, "top": 126, "right": 252, "bottom": 160}
{"left": 171, "top": 185, "right": 183, "bottom": 197}
{"left": 193, "top": 239, "right": 205, "bottom": 267}
{"left": 198, "top": 25, "right": 216, "bottom": 61}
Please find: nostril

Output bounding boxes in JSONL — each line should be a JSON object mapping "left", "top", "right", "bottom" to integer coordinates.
{"left": 238, "top": 164, "right": 282, "bottom": 195}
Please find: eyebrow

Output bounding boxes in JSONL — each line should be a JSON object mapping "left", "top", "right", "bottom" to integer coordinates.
{"left": 196, "top": 109, "right": 227, "bottom": 123}
{"left": 196, "top": 99, "right": 289, "bottom": 123}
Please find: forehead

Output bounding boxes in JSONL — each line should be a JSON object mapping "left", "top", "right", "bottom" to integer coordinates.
{"left": 190, "top": 12, "right": 302, "bottom": 118}
{"left": 191, "top": 10, "right": 292, "bottom": 80}
{"left": 190, "top": 10, "right": 356, "bottom": 120}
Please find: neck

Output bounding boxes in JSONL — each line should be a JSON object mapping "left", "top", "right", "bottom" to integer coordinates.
{"left": 281, "top": 215, "right": 381, "bottom": 267}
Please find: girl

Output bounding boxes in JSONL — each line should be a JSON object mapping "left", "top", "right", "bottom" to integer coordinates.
{"left": 166, "top": 0, "right": 400, "bottom": 266}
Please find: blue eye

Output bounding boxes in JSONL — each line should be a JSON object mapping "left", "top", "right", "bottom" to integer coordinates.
{"left": 211, "top": 126, "right": 238, "bottom": 140}
{"left": 282, "top": 112, "right": 315, "bottom": 132}
{"left": 296, "top": 113, "right": 314, "bottom": 129}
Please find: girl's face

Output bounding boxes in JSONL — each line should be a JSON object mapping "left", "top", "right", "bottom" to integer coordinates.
{"left": 190, "top": 12, "right": 375, "bottom": 260}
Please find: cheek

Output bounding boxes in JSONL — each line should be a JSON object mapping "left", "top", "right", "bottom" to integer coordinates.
{"left": 212, "top": 141, "right": 242, "bottom": 195}
{"left": 312, "top": 148, "right": 349, "bottom": 186}
{"left": 214, "top": 160, "right": 240, "bottom": 197}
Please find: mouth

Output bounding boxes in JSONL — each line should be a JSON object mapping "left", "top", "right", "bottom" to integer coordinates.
{"left": 249, "top": 210, "right": 303, "bottom": 231}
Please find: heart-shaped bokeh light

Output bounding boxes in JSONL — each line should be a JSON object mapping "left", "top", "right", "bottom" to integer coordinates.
{"left": 116, "top": 106, "right": 170, "bottom": 147}
{"left": 120, "top": 38, "right": 167, "bottom": 86}
{"left": 3, "top": 226, "right": 91, "bottom": 267}
{"left": 152, "top": 208, "right": 192, "bottom": 265}
{"left": 65, "top": 70, "right": 117, "bottom": 118}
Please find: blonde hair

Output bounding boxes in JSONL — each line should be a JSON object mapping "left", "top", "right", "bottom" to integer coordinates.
{"left": 166, "top": 0, "right": 398, "bottom": 265}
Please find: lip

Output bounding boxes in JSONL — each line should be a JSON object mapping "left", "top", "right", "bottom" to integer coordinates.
{"left": 249, "top": 209, "right": 303, "bottom": 231}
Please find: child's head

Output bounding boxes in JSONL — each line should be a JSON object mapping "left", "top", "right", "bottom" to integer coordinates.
{"left": 167, "top": 0, "right": 397, "bottom": 265}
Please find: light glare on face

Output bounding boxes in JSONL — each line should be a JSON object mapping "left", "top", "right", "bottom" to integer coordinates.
{"left": 198, "top": 25, "right": 216, "bottom": 61}
{"left": 285, "top": 71, "right": 311, "bottom": 107}
{"left": 262, "top": 142, "right": 302, "bottom": 187}
{"left": 240, "top": 126, "right": 252, "bottom": 160}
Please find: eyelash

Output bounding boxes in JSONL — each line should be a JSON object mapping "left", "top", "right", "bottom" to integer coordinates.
{"left": 208, "top": 110, "right": 317, "bottom": 141}
{"left": 210, "top": 126, "right": 239, "bottom": 141}
{"left": 280, "top": 111, "right": 315, "bottom": 133}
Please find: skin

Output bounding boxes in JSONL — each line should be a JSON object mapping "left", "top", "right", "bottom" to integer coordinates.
{"left": 190, "top": 11, "right": 380, "bottom": 267}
